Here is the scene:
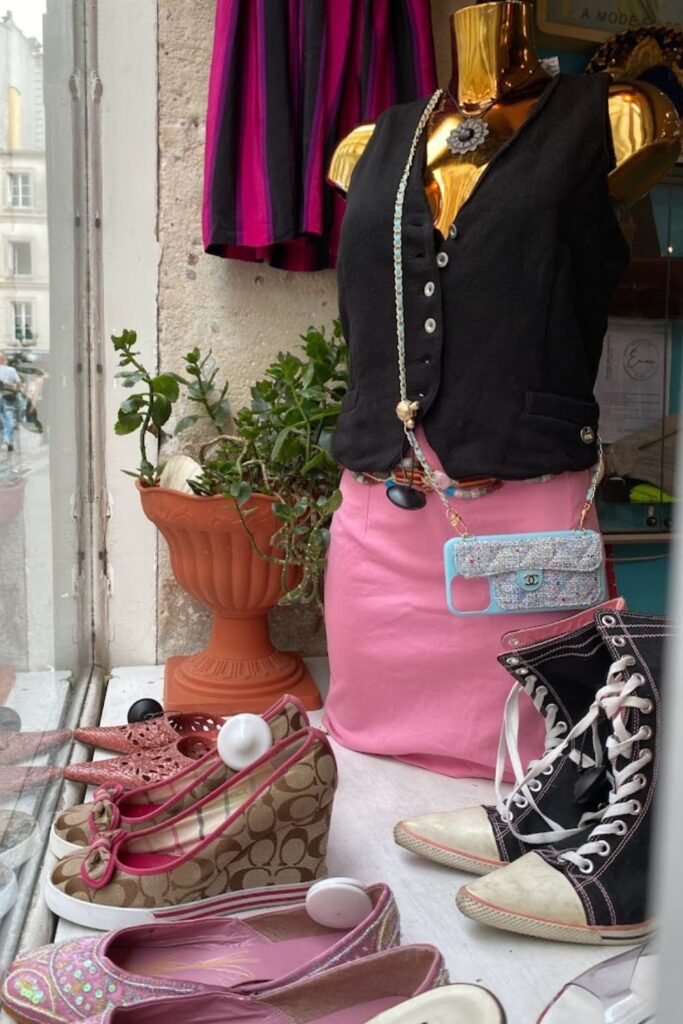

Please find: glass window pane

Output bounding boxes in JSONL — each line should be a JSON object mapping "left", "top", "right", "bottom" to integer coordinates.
{"left": 0, "top": 1, "right": 89, "bottom": 967}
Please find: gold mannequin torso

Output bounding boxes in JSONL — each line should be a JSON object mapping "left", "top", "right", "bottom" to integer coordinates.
{"left": 328, "top": 2, "right": 681, "bottom": 240}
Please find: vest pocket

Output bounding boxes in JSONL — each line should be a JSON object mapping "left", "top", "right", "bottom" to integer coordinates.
{"left": 524, "top": 389, "right": 599, "bottom": 427}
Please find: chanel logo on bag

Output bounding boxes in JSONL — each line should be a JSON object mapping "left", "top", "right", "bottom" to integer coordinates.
{"left": 518, "top": 570, "right": 543, "bottom": 592}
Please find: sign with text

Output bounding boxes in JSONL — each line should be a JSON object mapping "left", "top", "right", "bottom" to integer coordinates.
{"left": 537, "top": 0, "right": 682, "bottom": 42}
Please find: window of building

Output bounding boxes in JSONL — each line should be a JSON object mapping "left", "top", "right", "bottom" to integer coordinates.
{"left": 7, "top": 172, "right": 31, "bottom": 207}
{"left": 8, "top": 240, "right": 31, "bottom": 275}
{"left": 12, "top": 300, "right": 33, "bottom": 342}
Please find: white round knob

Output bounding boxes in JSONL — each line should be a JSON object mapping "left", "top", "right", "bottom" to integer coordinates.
{"left": 305, "top": 878, "right": 372, "bottom": 929}
{"left": 217, "top": 714, "right": 273, "bottom": 770}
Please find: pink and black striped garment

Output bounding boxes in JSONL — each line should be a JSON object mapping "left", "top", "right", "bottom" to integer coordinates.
{"left": 203, "top": 0, "right": 437, "bottom": 272}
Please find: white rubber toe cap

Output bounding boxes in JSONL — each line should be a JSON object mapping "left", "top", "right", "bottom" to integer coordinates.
{"left": 394, "top": 806, "right": 505, "bottom": 875}
{"left": 457, "top": 852, "right": 588, "bottom": 938}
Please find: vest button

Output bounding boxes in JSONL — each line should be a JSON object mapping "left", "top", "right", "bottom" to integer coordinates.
{"left": 448, "top": 223, "right": 458, "bottom": 239}
{"left": 424, "top": 318, "right": 436, "bottom": 334}
{"left": 424, "top": 281, "right": 435, "bottom": 297}
{"left": 580, "top": 426, "right": 595, "bottom": 444}
{"left": 436, "top": 252, "right": 449, "bottom": 268}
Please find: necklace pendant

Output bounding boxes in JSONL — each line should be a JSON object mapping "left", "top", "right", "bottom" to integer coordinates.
{"left": 447, "top": 117, "right": 490, "bottom": 156}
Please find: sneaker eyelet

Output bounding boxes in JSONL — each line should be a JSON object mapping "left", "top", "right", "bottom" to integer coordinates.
{"left": 613, "top": 636, "right": 626, "bottom": 647}
{"left": 542, "top": 765, "right": 554, "bottom": 775}
{"left": 625, "top": 656, "right": 636, "bottom": 666}
{"left": 629, "top": 800, "right": 642, "bottom": 815}
{"left": 579, "top": 860, "right": 594, "bottom": 874}
{"left": 640, "top": 727, "right": 653, "bottom": 740}
{"left": 529, "top": 780, "right": 542, "bottom": 793}
{"left": 557, "top": 722, "right": 568, "bottom": 734}
{"left": 635, "top": 774, "right": 647, "bottom": 789}
{"left": 597, "top": 841, "right": 611, "bottom": 857}
{"left": 536, "top": 686, "right": 547, "bottom": 699}
{"left": 545, "top": 703, "right": 558, "bottom": 714}
{"left": 506, "top": 656, "right": 521, "bottom": 666}
{"left": 631, "top": 673, "right": 645, "bottom": 685}
{"left": 601, "top": 615, "right": 617, "bottom": 626}
{"left": 641, "top": 699, "right": 654, "bottom": 714}
{"left": 613, "top": 820, "right": 628, "bottom": 836}
{"left": 640, "top": 747, "right": 653, "bottom": 762}
{"left": 514, "top": 797, "right": 529, "bottom": 809}
{"left": 516, "top": 667, "right": 529, "bottom": 676}
{"left": 526, "top": 675, "right": 537, "bottom": 685}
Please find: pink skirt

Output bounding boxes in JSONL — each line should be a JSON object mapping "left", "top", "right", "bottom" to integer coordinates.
{"left": 323, "top": 433, "right": 601, "bottom": 779}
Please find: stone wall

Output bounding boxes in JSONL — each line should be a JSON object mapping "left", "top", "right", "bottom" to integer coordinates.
{"left": 155, "top": 0, "right": 462, "bottom": 662}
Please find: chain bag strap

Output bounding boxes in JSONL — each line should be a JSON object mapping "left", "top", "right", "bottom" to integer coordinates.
{"left": 392, "top": 91, "right": 607, "bottom": 616}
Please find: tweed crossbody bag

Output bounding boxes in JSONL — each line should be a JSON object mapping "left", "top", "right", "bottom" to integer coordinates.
{"left": 391, "top": 91, "right": 607, "bottom": 617}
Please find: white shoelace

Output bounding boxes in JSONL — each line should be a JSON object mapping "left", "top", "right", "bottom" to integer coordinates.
{"left": 495, "top": 657, "right": 638, "bottom": 844}
{"left": 560, "top": 663, "right": 652, "bottom": 874}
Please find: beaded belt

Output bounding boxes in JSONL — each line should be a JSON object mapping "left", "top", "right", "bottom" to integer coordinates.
{"left": 353, "top": 456, "right": 552, "bottom": 500}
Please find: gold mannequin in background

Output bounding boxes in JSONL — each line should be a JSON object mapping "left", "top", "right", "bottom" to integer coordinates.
{"left": 328, "top": 1, "right": 681, "bottom": 237}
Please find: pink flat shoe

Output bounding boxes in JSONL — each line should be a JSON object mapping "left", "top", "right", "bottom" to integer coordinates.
{"left": 0, "top": 728, "right": 72, "bottom": 765}
{"left": 51, "top": 696, "right": 308, "bottom": 859}
{"left": 16, "top": 946, "right": 446, "bottom": 1024}
{"left": 45, "top": 727, "right": 337, "bottom": 930}
{"left": 2, "top": 883, "right": 398, "bottom": 1024}
{"left": 75, "top": 713, "right": 223, "bottom": 756}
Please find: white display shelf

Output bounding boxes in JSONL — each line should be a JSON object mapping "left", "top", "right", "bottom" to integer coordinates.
{"left": 35, "top": 661, "right": 619, "bottom": 1023}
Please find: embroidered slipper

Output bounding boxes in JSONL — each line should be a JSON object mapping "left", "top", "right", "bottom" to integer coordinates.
{"left": 2, "top": 883, "right": 398, "bottom": 1024}
{"left": 11, "top": 946, "right": 446, "bottom": 1024}
{"left": 45, "top": 728, "right": 336, "bottom": 930}
{"left": 50, "top": 696, "right": 308, "bottom": 859}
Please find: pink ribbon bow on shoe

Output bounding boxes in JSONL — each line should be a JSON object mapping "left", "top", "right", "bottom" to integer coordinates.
{"left": 80, "top": 829, "right": 128, "bottom": 888}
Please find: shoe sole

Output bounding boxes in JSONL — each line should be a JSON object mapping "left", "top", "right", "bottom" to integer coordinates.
{"left": 44, "top": 877, "right": 317, "bottom": 930}
{"left": 456, "top": 886, "right": 655, "bottom": 946}
{"left": 394, "top": 823, "right": 505, "bottom": 877}
{"left": 48, "top": 824, "right": 82, "bottom": 860}
{"left": 369, "top": 985, "right": 506, "bottom": 1024}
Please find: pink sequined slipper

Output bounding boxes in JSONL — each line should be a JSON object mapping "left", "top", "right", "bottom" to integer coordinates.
{"left": 2, "top": 883, "right": 398, "bottom": 1024}
{"left": 4, "top": 946, "right": 445, "bottom": 1024}
{"left": 50, "top": 696, "right": 307, "bottom": 859}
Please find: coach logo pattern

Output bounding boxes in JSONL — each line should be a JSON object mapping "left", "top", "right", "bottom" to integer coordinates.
{"left": 51, "top": 739, "right": 336, "bottom": 910}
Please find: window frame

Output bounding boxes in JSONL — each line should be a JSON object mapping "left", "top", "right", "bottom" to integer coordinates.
{"left": 8, "top": 239, "right": 33, "bottom": 277}
{"left": 11, "top": 299, "right": 33, "bottom": 343}
{"left": 7, "top": 170, "right": 32, "bottom": 209}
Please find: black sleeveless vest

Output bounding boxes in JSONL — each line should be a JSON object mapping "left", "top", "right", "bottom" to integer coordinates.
{"left": 332, "top": 73, "right": 630, "bottom": 480}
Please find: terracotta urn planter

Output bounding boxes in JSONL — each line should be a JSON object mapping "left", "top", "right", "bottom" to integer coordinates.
{"left": 0, "top": 478, "right": 26, "bottom": 530}
{"left": 137, "top": 482, "right": 321, "bottom": 715}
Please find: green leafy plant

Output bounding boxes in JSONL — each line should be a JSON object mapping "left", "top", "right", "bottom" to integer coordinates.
{"left": 112, "top": 323, "right": 347, "bottom": 606}
{"left": 112, "top": 329, "right": 229, "bottom": 483}
{"left": 192, "top": 323, "right": 347, "bottom": 603}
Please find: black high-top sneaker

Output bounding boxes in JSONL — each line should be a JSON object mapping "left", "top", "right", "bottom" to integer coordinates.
{"left": 456, "top": 610, "right": 672, "bottom": 944}
{"left": 394, "top": 601, "right": 623, "bottom": 875}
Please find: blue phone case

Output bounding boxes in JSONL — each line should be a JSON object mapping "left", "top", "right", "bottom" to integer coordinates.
{"left": 444, "top": 529, "right": 608, "bottom": 616}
